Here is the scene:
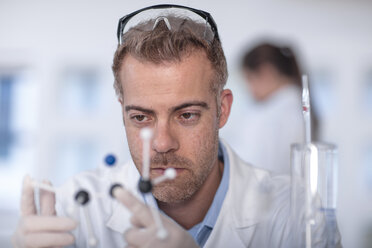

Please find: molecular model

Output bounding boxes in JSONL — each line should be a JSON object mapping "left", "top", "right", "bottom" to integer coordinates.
{"left": 30, "top": 127, "right": 177, "bottom": 246}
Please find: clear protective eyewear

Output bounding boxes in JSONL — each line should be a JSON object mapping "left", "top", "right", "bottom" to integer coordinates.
{"left": 116, "top": 4, "right": 220, "bottom": 45}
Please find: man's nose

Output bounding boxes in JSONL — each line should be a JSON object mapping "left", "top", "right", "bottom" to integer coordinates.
{"left": 152, "top": 122, "right": 179, "bottom": 153}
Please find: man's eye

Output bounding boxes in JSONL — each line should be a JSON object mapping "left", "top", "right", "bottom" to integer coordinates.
{"left": 132, "top": 115, "right": 147, "bottom": 122}
{"left": 181, "top": 113, "right": 193, "bottom": 119}
{"left": 136, "top": 115, "right": 145, "bottom": 121}
{"left": 179, "top": 112, "right": 200, "bottom": 124}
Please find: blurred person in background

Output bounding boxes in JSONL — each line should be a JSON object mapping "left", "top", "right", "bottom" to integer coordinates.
{"left": 226, "top": 42, "right": 318, "bottom": 175}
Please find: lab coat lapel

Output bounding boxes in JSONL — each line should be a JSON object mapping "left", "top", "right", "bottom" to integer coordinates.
{"left": 205, "top": 140, "right": 273, "bottom": 247}
{"left": 224, "top": 140, "right": 272, "bottom": 228}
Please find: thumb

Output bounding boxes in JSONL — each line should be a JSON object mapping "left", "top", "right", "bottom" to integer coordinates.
{"left": 40, "top": 180, "right": 56, "bottom": 216}
{"left": 21, "top": 175, "right": 36, "bottom": 216}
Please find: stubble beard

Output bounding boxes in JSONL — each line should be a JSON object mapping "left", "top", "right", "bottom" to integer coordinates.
{"left": 152, "top": 130, "right": 219, "bottom": 204}
{"left": 129, "top": 129, "right": 219, "bottom": 204}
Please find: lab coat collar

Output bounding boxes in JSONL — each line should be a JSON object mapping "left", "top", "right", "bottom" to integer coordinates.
{"left": 221, "top": 139, "right": 273, "bottom": 229}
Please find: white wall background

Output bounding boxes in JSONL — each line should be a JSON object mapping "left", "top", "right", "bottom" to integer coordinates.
{"left": 0, "top": 0, "right": 371, "bottom": 247}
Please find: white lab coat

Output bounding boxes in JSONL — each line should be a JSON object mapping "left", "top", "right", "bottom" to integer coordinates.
{"left": 56, "top": 140, "right": 337, "bottom": 248}
{"left": 222, "top": 84, "right": 304, "bottom": 175}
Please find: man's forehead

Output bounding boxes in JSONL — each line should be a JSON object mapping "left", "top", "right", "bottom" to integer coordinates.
{"left": 119, "top": 53, "right": 214, "bottom": 102}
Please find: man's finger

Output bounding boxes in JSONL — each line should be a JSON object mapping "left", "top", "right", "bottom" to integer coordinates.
{"left": 21, "top": 175, "right": 37, "bottom": 216}
{"left": 124, "top": 227, "right": 154, "bottom": 247}
{"left": 24, "top": 232, "right": 75, "bottom": 247}
{"left": 113, "top": 187, "right": 153, "bottom": 226}
{"left": 22, "top": 216, "right": 77, "bottom": 233}
{"left": 130, "top": 214, "right": 145, "bottom": 228}
{"left": 40, "top": 180, "right": 56, "bottom": 216}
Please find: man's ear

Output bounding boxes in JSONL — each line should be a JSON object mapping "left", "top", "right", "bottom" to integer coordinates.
{"left": 218, "top": 89, "right": 233, "bottom": 129}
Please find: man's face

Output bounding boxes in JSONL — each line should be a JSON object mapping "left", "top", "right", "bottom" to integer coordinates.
{"left": 119, "top": 51, "right": 231, "bottom": 203}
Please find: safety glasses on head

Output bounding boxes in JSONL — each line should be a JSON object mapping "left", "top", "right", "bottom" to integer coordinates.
{"left": 116, "top": 4, "right": 220, "bottom": 45}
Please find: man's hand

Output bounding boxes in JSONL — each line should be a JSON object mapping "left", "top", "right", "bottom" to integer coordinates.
{"left": 113, "top": 187, "right": 199, "bottom": 248}
{"left": 12, "top": 175, "right": 77, "bottom": 248}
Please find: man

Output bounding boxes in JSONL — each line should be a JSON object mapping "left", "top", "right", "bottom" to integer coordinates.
{"left": 12, "top": 5, "right": 338, "bottom": 248}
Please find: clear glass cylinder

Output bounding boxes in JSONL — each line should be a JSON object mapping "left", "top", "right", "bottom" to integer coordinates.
{"left": 290, "top": 142, "right": 339, "bottom": 247}
{"left": 291, "top": 142, "right": 338, "bottom": 209}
